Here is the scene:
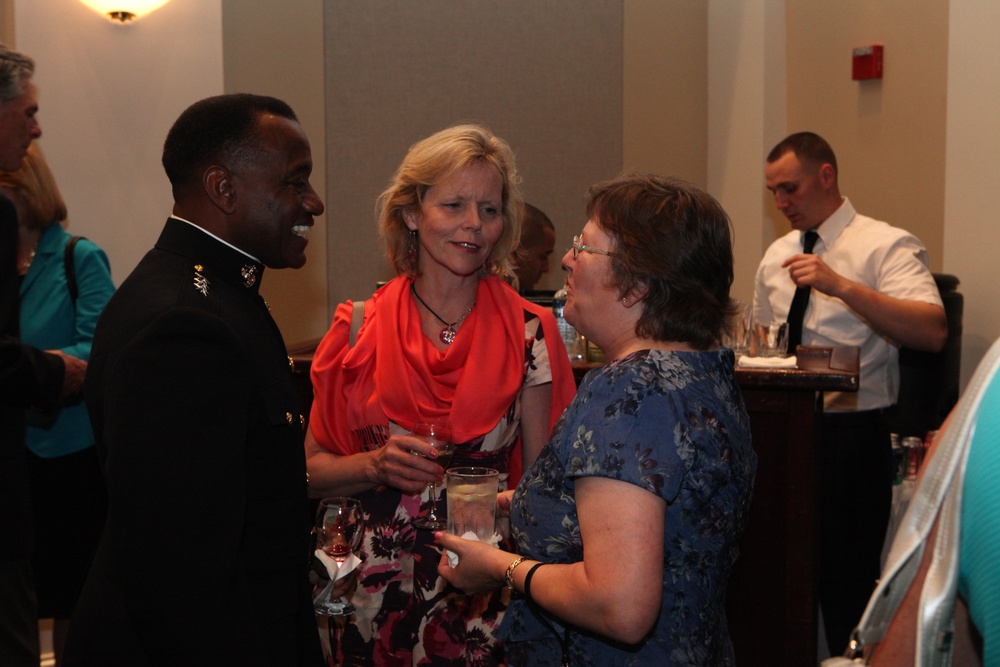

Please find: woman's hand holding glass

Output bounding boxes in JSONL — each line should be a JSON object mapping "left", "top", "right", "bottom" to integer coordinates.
{"left": 411, "top": 421, "right": 456, "bottom": 530}
{"left": 368, "top": 431, "right": 450, "bottom": 495}
{"left": 435, "top": 531, "right": 517, "bottom": 596}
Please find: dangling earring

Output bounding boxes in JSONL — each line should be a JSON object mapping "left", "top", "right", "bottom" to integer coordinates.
{"left": 407, "top": 229, "right": 417, "bottom": 263}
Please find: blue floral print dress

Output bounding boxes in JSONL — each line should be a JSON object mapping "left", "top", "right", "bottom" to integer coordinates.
{"left": 499, "top": 349, "right": 756, "bottom": 666}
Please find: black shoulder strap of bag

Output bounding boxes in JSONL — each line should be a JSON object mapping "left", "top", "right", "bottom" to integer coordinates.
{"left": 65, "top": 236, "right": 86, "bottom": 304}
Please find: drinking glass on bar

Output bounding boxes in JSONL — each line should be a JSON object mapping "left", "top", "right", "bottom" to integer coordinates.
{"left": 757, "top": 321, "right": 789, "bottom": 358}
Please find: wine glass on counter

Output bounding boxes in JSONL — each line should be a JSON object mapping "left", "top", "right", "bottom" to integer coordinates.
{"left": 313, "top": 496, "right": 365, "bottom": 616}
{"left": 412, "top": 420, "right": 455, "bottom": 530}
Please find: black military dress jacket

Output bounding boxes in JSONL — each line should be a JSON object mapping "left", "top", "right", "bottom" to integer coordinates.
{"left": 65, "top": 218, "right": 322, "bottom": 666}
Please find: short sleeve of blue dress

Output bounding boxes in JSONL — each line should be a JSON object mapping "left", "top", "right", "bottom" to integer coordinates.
{"left": 501, "top": 349, "right": 756, "bottom": 666}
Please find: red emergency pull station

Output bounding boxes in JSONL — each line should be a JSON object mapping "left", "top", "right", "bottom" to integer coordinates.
{"left": 852, "top": 45, "right": 884, "bottom": 80}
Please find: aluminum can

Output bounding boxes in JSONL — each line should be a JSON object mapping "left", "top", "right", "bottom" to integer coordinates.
{"left": 902, "top": 436, "right": 923, "bottom": 479}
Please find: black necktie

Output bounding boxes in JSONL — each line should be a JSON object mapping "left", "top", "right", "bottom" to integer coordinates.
{"left": 785, "top": 230, "right": 819, "bottom": 352}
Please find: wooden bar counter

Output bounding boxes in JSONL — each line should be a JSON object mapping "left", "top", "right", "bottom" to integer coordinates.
{"left": 727, "top": 345, "right": 859, "bottom": 666}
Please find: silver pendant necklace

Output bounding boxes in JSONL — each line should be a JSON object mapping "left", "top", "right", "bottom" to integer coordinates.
{"left": 411, "top": 283, "right": 475, "bottom": 345}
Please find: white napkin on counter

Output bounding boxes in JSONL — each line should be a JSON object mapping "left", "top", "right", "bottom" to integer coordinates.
{"left": 446, "top": 531, "right": 502, "bottom": 568}
{"left": 737, "top": 355, "right": 798, "bottom": 369}
{"left": 314, "top": 548, "right": 361, "bottom": 582}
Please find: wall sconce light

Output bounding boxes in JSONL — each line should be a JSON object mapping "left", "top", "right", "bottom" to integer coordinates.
{"left": 79, "top": 0, "right": 171, "bottom": 23}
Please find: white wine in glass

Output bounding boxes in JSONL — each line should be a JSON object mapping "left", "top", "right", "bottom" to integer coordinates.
{"left": 412, "top": 421, "right": 455, "bottom": 530}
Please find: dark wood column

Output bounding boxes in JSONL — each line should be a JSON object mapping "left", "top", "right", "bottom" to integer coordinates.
{"left": 727, "top": 346, "right": 860, "bottom": 666}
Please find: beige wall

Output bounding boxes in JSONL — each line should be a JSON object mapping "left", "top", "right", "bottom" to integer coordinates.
{"left": 0, "top": 0, "right": 12, "bottom": 44}
{"left": 222, "top": 0, "right": 328, "bottom": 346}
{"left": 706, "top": 0, "right": 788, "bottom": 307}
{"left": 623, "top": 1, "right": 708, "bottom": 186}
{"left": 944, "top": 1, "right": 1000, "bottom": 384}
{"left": 784, "top": 0, "right": 948, "bottom": 270}
{"left": 13, "top": 0, "right": 222, "bottom": 294}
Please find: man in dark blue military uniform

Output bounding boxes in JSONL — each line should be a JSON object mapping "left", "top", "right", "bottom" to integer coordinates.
{"left": 65, "top": 94, "right": 326, "bottom": 666}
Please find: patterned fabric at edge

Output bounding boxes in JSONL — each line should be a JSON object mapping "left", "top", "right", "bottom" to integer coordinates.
{"left": 308, "top": 275, "right": 576, "bottom": 666}
{"left": 501, "top": 349, "right": 756, "bottom": 666}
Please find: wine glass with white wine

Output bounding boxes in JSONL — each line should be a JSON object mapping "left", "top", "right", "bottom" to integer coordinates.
{"left": 313, "top": 497, "right": 365, "bottom": 616}
{"left": 412, "top": 421, "right": 455, "bottom": 530}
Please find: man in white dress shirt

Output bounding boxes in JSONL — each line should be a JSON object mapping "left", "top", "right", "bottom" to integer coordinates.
{"left": 752, "top": 131, "right": 947, "bottom": 653}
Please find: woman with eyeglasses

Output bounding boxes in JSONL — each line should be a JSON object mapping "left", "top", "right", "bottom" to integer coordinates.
{"left": 438, "top": 174, "right": 757, "bottom": 666}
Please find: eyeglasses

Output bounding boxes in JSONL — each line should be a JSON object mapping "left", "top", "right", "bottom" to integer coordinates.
{"left": 571, "top": 235, "right": 614, "bottom": 259}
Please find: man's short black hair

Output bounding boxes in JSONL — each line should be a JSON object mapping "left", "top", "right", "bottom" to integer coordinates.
{"left": 162, "top": 93, "right": 298, "bottom": 193}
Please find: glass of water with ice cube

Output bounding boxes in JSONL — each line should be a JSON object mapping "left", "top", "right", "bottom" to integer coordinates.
{"left": 445, "top": 467, "right": 499, "bottom": 543}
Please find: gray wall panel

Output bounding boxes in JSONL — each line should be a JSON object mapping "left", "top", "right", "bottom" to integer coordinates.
{"left": 325, "top": 0, "right": 623, "bottom": 306}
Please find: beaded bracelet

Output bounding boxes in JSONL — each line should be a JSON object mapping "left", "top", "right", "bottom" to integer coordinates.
{"left": 504, "top": 556, "right": 527, "bottom": 591}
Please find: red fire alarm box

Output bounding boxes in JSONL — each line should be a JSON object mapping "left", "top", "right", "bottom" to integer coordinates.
{"left": 852, "top": 45, "right": 884, "bottom": 80}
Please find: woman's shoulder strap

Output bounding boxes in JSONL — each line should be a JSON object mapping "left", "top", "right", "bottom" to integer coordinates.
{"left": 65, "top": 235, "right": 87, "bottom": 304}
{"left": 349, "top": 299, "right": 365, "bottom": 348}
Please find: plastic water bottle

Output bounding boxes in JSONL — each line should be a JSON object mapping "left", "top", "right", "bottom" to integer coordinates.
{"left": 552, "top": 286, "right": 583, "bottom": 361}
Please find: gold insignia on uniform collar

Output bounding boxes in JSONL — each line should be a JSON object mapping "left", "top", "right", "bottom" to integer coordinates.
{"left": 241, "top": 264, "right": 258, "bottom": 288}
{"left": 193, "top": 265, "right": 210, "bottom": 297}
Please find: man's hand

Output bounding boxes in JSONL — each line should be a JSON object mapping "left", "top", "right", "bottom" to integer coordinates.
{"left": 782, "top": 252, "right": 844, "bottom": 297}
{"left": 781, "top": 253, "right": 947, "bottom": 352}
{"left": 49, "top": 350, "right": 87, "bottom": 400}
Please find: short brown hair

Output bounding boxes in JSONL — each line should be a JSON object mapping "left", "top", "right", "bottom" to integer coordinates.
{"left": 585, "top": 174, "right": 737, "bottom": 349}
{"left": 377, "top": 124, "right": 522, "bottom": 278}
{"left": 767, "top": 131, "right": 838, "bottom": 177}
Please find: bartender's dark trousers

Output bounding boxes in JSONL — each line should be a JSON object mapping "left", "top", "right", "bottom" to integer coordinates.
{"left": 818, "top": 408, "right": 893, "bottom": 654}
